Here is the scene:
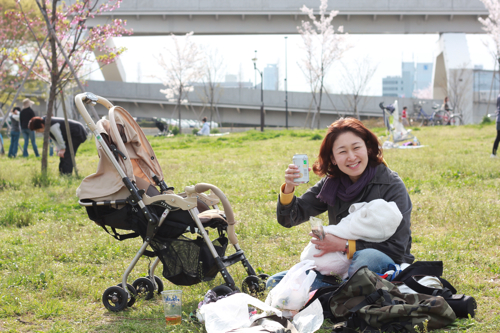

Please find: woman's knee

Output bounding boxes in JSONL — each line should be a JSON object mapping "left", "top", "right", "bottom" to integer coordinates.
{"left": 348, "top": 249, "right": 395, "bottom": 277}
{"left": 266, "top": 270, "right": 288, "bottom": 289}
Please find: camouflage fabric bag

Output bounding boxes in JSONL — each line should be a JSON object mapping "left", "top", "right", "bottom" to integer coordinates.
{"left": 329, "top": 267, "right": 456, "bottom": 333}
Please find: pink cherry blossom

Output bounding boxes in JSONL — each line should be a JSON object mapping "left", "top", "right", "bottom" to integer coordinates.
{"left": 479, "top": 0, "right": 500, "bottom": 59}
{"left": 2, "top": 0, "right": 132, "bottom": 171}
{"left": 297, "top": 0, "right": 350, "bottom": 129}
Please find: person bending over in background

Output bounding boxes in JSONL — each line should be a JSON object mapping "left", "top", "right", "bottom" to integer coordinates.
{"left": 28, "top": 116, "right": 87, "bottom": 175}
{"left": 267, "top": 118, "right": 414, "bottom": 291}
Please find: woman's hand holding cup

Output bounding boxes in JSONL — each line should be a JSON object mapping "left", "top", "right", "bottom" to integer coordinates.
{"left": 309, "top": 233, "right": 347, "bottom": 257}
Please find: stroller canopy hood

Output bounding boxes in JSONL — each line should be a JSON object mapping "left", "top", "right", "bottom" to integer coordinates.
{"left": 77, "top": 106, "right": 164, "bottom": 201}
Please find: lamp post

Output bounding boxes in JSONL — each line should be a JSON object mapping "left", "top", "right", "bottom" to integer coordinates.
{"left": 285, "top": 36, "right": 288, "bottom": 129}
{"left": 254, "top": 50, "right": 257, "bottom": 90}
{"left": 252, "top": 51, "right": 264, "bottom": 132}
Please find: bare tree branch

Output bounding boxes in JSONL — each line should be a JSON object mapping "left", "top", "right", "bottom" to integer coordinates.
{"left": 339, "top": 57, "right": 378, "bottom": 119}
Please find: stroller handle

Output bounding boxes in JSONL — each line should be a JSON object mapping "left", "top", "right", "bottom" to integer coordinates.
{"left": 186, "top": 183, "right": 238, "bottom": 245}
{"left": 75, "top": 92, "right": 113, "bottom": 133}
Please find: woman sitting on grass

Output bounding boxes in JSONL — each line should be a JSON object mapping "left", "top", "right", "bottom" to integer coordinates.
{"left": 267, "top": 118, "right": 414, "bottom": 291}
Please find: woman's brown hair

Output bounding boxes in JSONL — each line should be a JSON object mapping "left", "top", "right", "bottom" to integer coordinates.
{"left": 312, "top": 118, "right": 383, "bottom": 178}
{"left": 28, "top": 117, "right": 44, "bottom": 131}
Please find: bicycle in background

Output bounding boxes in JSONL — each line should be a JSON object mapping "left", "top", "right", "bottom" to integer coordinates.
{"left": 411, "top": 101, "right": 443, "bottom": 126}
{"left": 433, "top": 106, "right": 463, "bottom": 126}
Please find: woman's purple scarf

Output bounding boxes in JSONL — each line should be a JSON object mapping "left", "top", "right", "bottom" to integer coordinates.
{"left": 316, "top": 166, "right": 377, "bottom": 207}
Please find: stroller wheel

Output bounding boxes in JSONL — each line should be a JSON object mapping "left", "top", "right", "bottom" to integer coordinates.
{"left": 241, "top": 276, "right": 266, "bottom": 296}
{"left": 257, "top": 273, "right": 270, "bottom": 281}
{"left": 102, "top": 286, "right": 128, "bottom": 312}
{"left": 133, "top": 277, "right": 155, "bottom": 300}
{"left": 151, "top": 275, "right": 164, "bottom": 295}
{"left": 115, "top": 283, "right": 138, "bottom": 307}
{"left": 212, "top": 285, "right": 234, "bottom": 297}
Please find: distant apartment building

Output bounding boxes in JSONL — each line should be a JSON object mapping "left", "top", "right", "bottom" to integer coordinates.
{"left": 415, "top": 63, "right": 433, "bottom": 91}
{"left": 401, "top": 62, "right": 415, "bottom": 98}
{"left": 473, "top": 66, "right": 500, "bottom": 92}
{"left": 382, "top": 76, "right": 403, "bottom": 97}
{"left": 382, "top": 62, "right": 433, "bottom": 97}
{"left": 263, "top": 64, "right": 279, "bottom": 91}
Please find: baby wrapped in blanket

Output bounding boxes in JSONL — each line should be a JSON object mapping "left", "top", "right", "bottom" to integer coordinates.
{"left": 300, "top": 199, "right": 403, "bottom": 279}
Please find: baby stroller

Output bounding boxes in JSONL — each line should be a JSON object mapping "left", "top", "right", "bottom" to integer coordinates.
{"left": 379, "top": 100, "right": 417, "bottom": 144}
{"left": 74, "top": 92, "right": 267, "bottom": 312}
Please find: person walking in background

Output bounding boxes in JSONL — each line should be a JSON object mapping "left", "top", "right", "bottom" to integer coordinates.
{"left": 197, "top": 117, "right": 210, "bottom": 136}
{"left": 8, "top": 107, "right": 21, "bottom": 158}
{"left": 491, "top": 94, "right": 500, "bottom": 158}
{"left": 28, "top": 116, "right": 87, "bottom": 175}
{"left": 20, "top": 98, "right": 39, "bottom": 157}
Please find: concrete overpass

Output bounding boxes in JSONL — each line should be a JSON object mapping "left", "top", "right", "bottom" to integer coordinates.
{"left": 78, "top": 80, "right": 447, "bottom": 128}
{"left": 86, "top": 0, "right": 488, "bottom": 35}
{"left": 23, "top": 80, "right": 492, "bottom": 129}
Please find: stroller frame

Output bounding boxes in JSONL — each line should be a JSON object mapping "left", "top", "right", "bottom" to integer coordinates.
{"left": 75, "top": 92, "right": 264, "bottom": 312}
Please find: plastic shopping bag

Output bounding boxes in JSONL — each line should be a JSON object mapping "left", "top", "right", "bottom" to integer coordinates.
{"left": 265, "top": 260, "right": 317, "bottom": 318}
{"left": 199, "top": 292, "right": 282, "bottom": 333}
{"left": 292, "top": 299, "right": 324, "bottom": 333}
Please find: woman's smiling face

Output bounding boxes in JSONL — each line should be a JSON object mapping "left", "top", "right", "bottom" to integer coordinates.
{"left": 331, "top": 131, "right": 369, "bottom": 183}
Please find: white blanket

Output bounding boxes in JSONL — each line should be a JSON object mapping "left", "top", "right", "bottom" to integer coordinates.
{"left": 300, "top": 199, "right": 403, "bottom": 278}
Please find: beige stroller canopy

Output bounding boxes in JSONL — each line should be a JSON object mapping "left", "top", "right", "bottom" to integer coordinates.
{"left": 77, "top": 106, "right": 164, "bottom": 202}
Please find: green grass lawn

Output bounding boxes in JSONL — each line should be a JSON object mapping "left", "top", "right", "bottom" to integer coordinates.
{"left": 0, "top": 124, "right": 499, "bottom": 332}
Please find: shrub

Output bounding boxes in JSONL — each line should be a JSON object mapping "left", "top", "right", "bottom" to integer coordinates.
{"left": 311, "top": 133, "right": 323, "bottom": 140}
{"left": 211, "top": 128, "right": 220, "bottom": 134}
{"left": 192, "top": 128, "right": 199, "bottom": 135}
{"left": 171, "top": 126, "right": 180, "bottom": 136}
{"left": 481, "top": 115, "right": 493, "bottom": 124}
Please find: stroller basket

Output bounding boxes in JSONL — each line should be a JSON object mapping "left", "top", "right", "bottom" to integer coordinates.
{"left": 83, "top": 200, "right": 197, "bottom": 241}
{"left": 151, "top": 234, "right": 228, "bottom": 286}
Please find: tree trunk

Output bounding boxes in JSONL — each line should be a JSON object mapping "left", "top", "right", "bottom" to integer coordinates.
{"left": 317, "top": 68, "right": 325, "bottom": 129}
{"left": 60, "top": 90, "right": 78, "bottom": 177}
{"left": 210, "top": 104, "right": 213, "bottom": 129}
{"left": 177, "top": 86, "right": 182, "bottom": 134}
{"left": 42, "top": 83, "right": 56, "bottom": 174}
{"left": 209, "top": 85, "right": 214, "bottom": 129}
{"left": 42, "top": 29, "right": 59, "bottom": 174}
{"left": 317, "top": 88, "right": 323, "bottom": 129}
{"left": 354, "top": 95, "right": 359, "bottom": 120}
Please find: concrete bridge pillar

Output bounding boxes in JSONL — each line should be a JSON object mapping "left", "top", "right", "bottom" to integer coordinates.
{"left": 432, "top": 33, "right": 474, "bottom": 124}
{"left": 93, "top": 38, "right": 127, "bottom": 82}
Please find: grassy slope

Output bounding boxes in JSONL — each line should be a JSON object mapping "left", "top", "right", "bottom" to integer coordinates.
{"left": 0, "top": 124, "right": 499, "bottom": 332}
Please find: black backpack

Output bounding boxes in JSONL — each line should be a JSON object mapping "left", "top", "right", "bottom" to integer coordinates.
{"left": 391, "top": 261, "right": 476, "bottom": 319}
